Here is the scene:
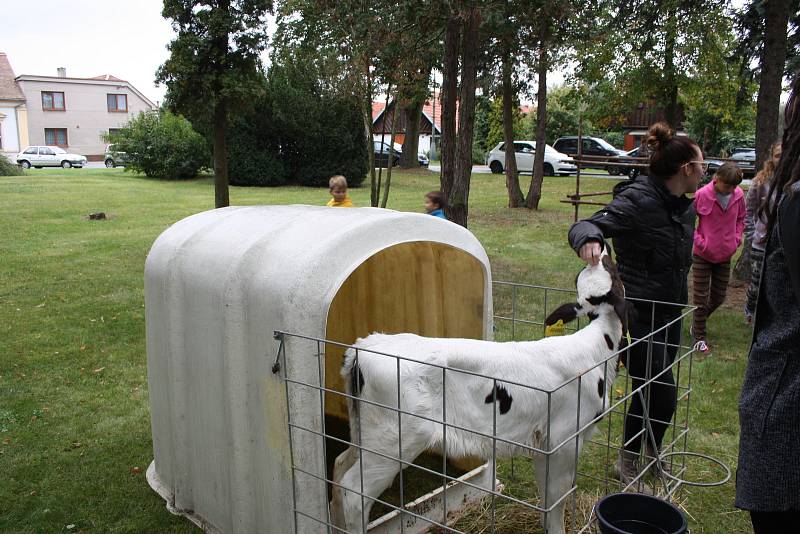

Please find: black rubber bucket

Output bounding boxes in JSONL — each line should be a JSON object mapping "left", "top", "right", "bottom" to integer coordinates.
{"left": 595, "top": 493, "right": 688, "bottom": 534}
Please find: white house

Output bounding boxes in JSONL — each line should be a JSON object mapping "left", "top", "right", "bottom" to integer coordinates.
{"left": 15, "top": 67, "right": 156, "bottom": 160}
{"left": 0, "top": 53, "right": 28, "bottom": 161}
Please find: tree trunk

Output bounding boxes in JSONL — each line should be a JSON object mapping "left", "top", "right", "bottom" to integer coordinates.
{"left": 399, "top": 101, "right": 423, "bottom": 168}
{"left": 440, "top": 14, "right": 460, "bottom": 214}
{"left": 526, "top": 17, "right": 548, "bottom": 210}
{"left": 381, "top": 94, "right": 398, "bottom": 208}
{"left": 363, "top": 92, "right": 377, "bottom": 205}
{"left": 213, "top": 98, "right": 230, "bottom": 208}
{"left": 662, "top": 13, "right": 679, "bottom": 129}
{"left": 451, "top": 6, "right": 481, "bottom": 228}
{"left": 501, "top": 7, "right": 524, "bottom": 208}
{"left": 755, "top": 0, "right": 791, "bottom": 170}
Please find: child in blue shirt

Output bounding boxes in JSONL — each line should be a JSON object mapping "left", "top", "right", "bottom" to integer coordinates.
{"left": 424, "top": 191, "right": 447, "bottom": 219}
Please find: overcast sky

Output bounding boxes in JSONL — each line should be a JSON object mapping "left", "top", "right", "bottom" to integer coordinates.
{"left": 0, "top": 0, "right": 175, "bottom": 105}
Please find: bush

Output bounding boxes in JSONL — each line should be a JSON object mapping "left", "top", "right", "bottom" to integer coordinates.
{"left": 267, "top": 61, "right": 368, "bottom": 188}
{"left": 109, "top": 110, "right": 209, "bottom": 180}
{"left": 227, "top": 112, "right": 289, "bottom": 187}
{"left": 0, "top": 156, "right": 24, "bottom": 176}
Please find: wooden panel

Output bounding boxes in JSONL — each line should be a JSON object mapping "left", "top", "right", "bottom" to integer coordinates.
{"left": 324, "top": 242, "right": 485, "bottom": 421}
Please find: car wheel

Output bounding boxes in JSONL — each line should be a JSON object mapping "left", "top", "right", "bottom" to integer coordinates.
{"left": 607, "top": 166, "right": 619, "bottom": 175}
{"left": 489, "top": 160, "right": 503, "bottom": 174}
{"left": 105, "top": 159, "right": 114, "bottom": 168}
{"left": 61, "top": 161, "right": 72, "bottom": 169}
{"left": 544, "top": 163, "right": 554, "bottom": 176}
{"left": 19, "top": 160, "right": 31, "bottom": 169}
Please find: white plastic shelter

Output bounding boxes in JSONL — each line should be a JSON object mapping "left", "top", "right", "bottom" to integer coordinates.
{"left": 144, "top": 205, "right": 493, "bottom": 533}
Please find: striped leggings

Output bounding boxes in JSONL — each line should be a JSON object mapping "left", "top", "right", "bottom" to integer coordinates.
{"left": 692, "top": 254, "right": 731, "bottom": 341}
{"left": 744, "top": 247, "right": 765, "bottom": 319}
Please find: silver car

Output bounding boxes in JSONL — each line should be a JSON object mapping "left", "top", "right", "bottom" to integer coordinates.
{"left": 16, "top": 146, "right": 87, "bottom": 169}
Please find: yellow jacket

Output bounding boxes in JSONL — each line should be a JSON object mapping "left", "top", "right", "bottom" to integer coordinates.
{"left": 327, "top": 196, "right": 354, "bottom": 207}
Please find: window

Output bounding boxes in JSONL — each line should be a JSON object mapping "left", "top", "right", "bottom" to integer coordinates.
{"left": 23, "top": 147, "right": 37, "bottom": 155}
{"left": 45, "top": 128, "right": 68, "bottom": 147}
{"left": 42, "top": 91, "right": 66, "bottom": 111}
{"left": 40, "top": 147, "right": 56, "bottom": 156}
{"left": 513, "top": 142, "right": 534, "bottom": 153}
{"left": 107, "top": 94, "right": 128, "bottom": 112}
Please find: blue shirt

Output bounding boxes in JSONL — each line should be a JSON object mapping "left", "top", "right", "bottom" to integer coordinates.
{"left": 429, "top": 209, "right": 447, "bottom": 219}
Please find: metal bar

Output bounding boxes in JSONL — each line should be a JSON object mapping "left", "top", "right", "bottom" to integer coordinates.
{"left": 490, "top": 378, "right": 498, "bottom": 533}
{"left": 356, "top": 348, "right": 365, "bottom": 534}
{"left": 316, "top": 339, "right": 331, "bottom": 530}
{"left": 397, "top": 356, "right": 404, "bottom": 534}
{"left": 279, "top": 336, "right": 300, "bottom": 534}
{"left": 442, "top": 367, "right": 448, "bottom": 525}
{"left": 511, "top": 283, "right": 517, "bottom": 340}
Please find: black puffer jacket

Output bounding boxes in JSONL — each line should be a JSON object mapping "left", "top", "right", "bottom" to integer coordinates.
{"left": 568, "top": 175, "right": 695, "bottom": 317}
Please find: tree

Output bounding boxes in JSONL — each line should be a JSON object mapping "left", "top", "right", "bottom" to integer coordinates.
{"left": 733, "top": 0, "right": 798, "bottom": 169}
{"left": 157, "top": 0, "right": 271, "bottom": 208}
{"left": 440, "top": 2, "right": 484, "bottom": 227}
{"left": 682, "top": 20, "right": 756, "bottom": 155}
{"left": 575, "top": 0, "right": 727, "bottom": 130}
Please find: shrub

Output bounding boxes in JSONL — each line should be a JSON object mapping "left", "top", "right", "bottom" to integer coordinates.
{"left": 267, "top": 61, "right": 368, "bottom": 188}
{"left": 227, "top": 113, "right": 289, "bottom": 187}
{"left": 0, "top": 156, "right": 24, "bottom": 176}
{"left": 109, "top": 110, "right": 209, "bottom": 180}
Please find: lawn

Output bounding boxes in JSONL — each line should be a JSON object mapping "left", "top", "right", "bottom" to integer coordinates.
{"left": 1, "top": 167, "right": 752, "bottom": 532}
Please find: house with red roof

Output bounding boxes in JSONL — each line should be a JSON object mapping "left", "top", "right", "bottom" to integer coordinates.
{"left": 372, "top": 91, "right": 446, "bottom": 155}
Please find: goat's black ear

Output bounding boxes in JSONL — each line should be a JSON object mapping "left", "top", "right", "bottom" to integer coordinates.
{"left": 609, "top": 293, "right": 631, "bottom": 338}
{"left": 545, "top": 303, "right": 581, "bottom": 326}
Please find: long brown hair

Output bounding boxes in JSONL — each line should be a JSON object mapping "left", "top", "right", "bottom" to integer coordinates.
{"left": 752, "top": 141, "right": 781, "bottom": 187}
{"left": 764, "top": 72, "right": 800, "bottom": 235}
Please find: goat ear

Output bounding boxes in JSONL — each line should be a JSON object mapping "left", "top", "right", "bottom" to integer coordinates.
{"left": 610, "top": 293, "right": 631, "bottom": 338}
{"left": 545, "top": 303, "right": 581, "bottom": 326}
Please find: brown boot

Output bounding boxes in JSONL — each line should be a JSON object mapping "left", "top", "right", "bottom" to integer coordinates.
{"left": 645, "top": 443, "right": 672, "bottom": 476}
{"left": 613, "top": 450, "right": 640, "bottom": 485}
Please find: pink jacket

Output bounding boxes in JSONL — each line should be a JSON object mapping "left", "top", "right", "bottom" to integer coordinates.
{"left": 693, "top": 182, "right": 746, "bottom": 263}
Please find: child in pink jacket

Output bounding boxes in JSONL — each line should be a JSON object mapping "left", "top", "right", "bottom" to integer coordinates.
{"left": 692, "top": 162, "right": 745, "bottom": 353}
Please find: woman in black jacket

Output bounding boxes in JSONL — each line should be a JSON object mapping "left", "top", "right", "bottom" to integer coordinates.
{"left": 568, "top": 122, "right": 705, "bottom": 484}
{"left": 736, "top": 74, "right": 800, "bottom": 533}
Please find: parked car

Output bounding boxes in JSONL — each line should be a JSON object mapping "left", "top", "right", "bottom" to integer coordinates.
{"left": 485, "top": 141, "right": 577, "bottom": 176}
{"left": 15, "top": 146, "right": 87, "bottom": 169}
{"left": 104, "top": 144, "right": 128, "bottom": 168}
{"left": 729, "top": 147, "right": 756, "bottom": 177}
{"left": 609, "top": 146, "right": 647, "bottom": 178}
{"left": 373, "top": 141, "right": 428, "bottom": 168}
{"left": 553, "top": 135, "right": 627, "bottom": 161}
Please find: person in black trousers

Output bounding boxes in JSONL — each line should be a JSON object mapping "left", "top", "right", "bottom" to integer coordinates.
{"left": 736, "top": 73, "right": 800, "bottom": 533}
{"left": 568, "top": 122, "right": 705, "bottom": 484}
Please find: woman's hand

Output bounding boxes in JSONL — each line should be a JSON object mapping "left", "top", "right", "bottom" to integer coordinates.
{"left": 579, "top": 241, "right": 602, "bottom": 265}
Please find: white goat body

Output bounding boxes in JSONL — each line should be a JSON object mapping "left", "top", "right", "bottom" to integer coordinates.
{"left": 330, "top": 255, "right": 627, "bottom": 534}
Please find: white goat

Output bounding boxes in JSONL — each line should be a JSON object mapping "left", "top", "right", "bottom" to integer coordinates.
{"left": 330, "top": 251, "right": 630, "bottom": 534}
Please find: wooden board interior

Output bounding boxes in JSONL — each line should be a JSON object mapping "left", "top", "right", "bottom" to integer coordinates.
{"left": 325, "top": 241, "right": 485, "bottom": 420}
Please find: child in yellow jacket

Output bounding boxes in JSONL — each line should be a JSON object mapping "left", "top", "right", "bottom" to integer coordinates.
{"left": 326, "top": 175, "right": 354, "bottom": 207}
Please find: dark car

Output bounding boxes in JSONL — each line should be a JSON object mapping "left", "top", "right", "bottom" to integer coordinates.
{"left": 552, "top": 136, "right": 627, "bottom": 175}
{"left": 729, "top": 147, "right": 756, "bottom": 177}
{"left": 611, "top": 147, "right": 648, "bottom": 178}
{"left": 104, "top": 144, "right": 128, "bottom": 168}
{"left": 373, "top": 141, "right": 428, "bottom": 168}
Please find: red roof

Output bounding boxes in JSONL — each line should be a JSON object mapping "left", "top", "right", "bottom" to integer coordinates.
{"left": 374, "top": 91, "right": 460, "bottom": 133}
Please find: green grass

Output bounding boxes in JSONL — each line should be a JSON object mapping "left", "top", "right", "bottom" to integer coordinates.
{"left": 1, "top": 167, "right": 751, "bottom": 532}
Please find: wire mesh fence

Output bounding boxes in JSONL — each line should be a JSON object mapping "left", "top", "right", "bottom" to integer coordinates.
{"left": 273, "top": 280, "right": 696, "bottom": 534}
